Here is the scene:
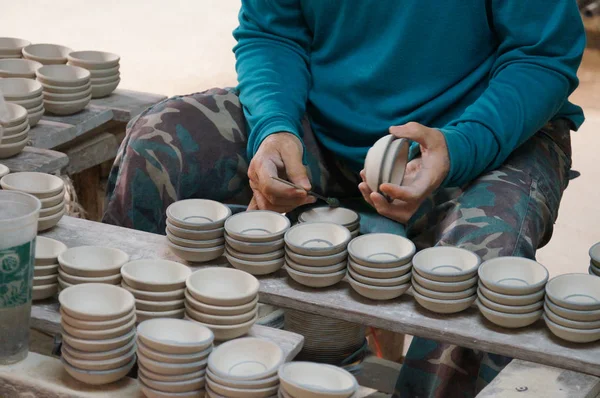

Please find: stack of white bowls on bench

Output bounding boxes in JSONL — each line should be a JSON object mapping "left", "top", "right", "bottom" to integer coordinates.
{"left": 206, "top": 338, "right": 283, "bottom": 398}
{"left": 67, "top": 51, "right": 121, "bottom": 98}
{"left": 589, "top": 242, "right": 600, "bottom": 277}
{"left": 36, "top": 64, "right": 91, "bottom": 115}
{"left": 543, "top": 273, "right": 600, "bottom": 343}
{"left": 284, "top": 222, "right": 350, "bottom": 288}
{"left": 0, "top": 103, "right": 30, "bottom": 158}
{"left": 0, "top": 58, "right": 42, "bottom": 78}
{"left": 298, "top": 206, "right": 361, "bottom": 238}
{"left": 278, "top": 362, "right": 358, "bottom": 398}
{"left": 477, "top": 257, "right": 547, "bottom": 328}
{"left": 0, "top": 37, "right": 30, "bottom": 59}
{"left": 0, "top": 171, "right": 66, "bottom": 230}
{"left": 166, "top": 199, "right": 230, "bottom": 263}
{"left": 22, "top": 43, "right": 72, "bottom": 65}
{"left": 185, "top": 268, "right": 260, "bottom": 341}
{"left": 121, "top": 259, "right": 191, "bottom": 323}
{"left": 59, "top": 284, "right": 137, "bottom": 385}
{"left": 347, "top": 233, "right": 415, "bottom": 301}
{"left": 411, "top": 246, "right": 480, "bottom": 313}
{"left": 57, "top": 246, "right": 129, "bottom": 290}
{"left": 137, "top": 319, "right": 214, "bottom": 398}
{"left": 0, "top": 78, "right": 44, "bottom": 126}
{"left": 33, "top": 237, "right": 67, "bottom": 300}
{"left": 224, "top": 210, "right": 289, "bottom": 275}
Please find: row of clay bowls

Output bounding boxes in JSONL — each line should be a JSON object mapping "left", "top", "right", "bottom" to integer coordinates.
{"left": 33, "top": 237, "right": 67, "bottom": 300}
{"left": 0, "top": 103, "right": 30, "bottom": 158}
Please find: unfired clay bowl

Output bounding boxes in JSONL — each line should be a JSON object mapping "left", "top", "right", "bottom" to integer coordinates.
{"left": 185, "top": 304, "right": 257, "bottom": 326}
{"left": 167, "top": 241, "right": 225, "bottom": 263}
{"left": 285, "top": 222, "right": 351, "bottom": 256}
{"left": 33, "top": 273, "right": 58, "bottom": 286}
{"left": 412, "top": 280, "right": 476, "bottom": 300}
{"left": 88, "top": 65, "right": 119, "bottom": 78}
{"left": 185, "top": 313, "right": 257, "bottom": 341}
{"left": 0, "top": 171, "right": 64, "bottom": 198}
{"left": 61, "top": 328, "right": 136, "bottom": 352}
{"left": 186, "top": 268, "right": 259, "bottom": 306}
{"left": 0, "top": 136, "right": 28, "bottom": 159}
{"left": 137, "top": 308, "right": 185, "bottom": 323}
{"left": 58, "top": 246, "right": 129, "bottom": 277}
{"left": 349, "top": 259, "right": 412, "bottom": 279}
{"left": 285, "top": 266, "right": 346, "bottom": 288}
{"left": 43, "top": 95, "right": 91, "bottom": 115}
{"left": 412, "top": 246, "right": 481, "bottom": 282}
{"left": 0, "top": 102, "right": 28, "bottom": 127}
{"left": 11, "top": 94, "right": 42, "bottom": 109}
{"left": 35, "top": 236, "right": 68, "bottom": 265}
{"left": 91, "top": 79, "right": 120, "bottom": 98}
{"left": 39, "top": 188, "right": 65, "bottom": 208}
{"left": 37, "top": 207, "right": 66, "bottom": 231}
{"left": 61, "top": 316, "right": 136, "bottom": 340}
{"left": 348, "top": 268, "right": 412, "bottom": 287}
{"left": 41, "top": 80, "right": 91, "bottom": 94}
{"left": 22, "top": 43, "right": 72, "bottom": 64}
{"left": 208, "top": 337, "right": 283, "bottom": 381}
{"left": 36, "top": 64, "right": 90, "bottom": 87}
{"left": 364, "top": 134, "right": 395, "bottom": 193}
{"left": 286, "top": 248, "right": 348, "bottom": 267}
{"left": 477, "top": 281, "right": 545, "bottom": 306}
{"left": 545, "top": 273, "right": 600, "bottom": 310}
{"left": 185, "top": 290, "right": 259, "bottom": 316}
{"left": 226, "top": 246, "right": 284, "bottom": 263}
{"left": 0, "top": 164, "right": 8, "bottom": 179}
{"left": 225, "top": 210, "right": 290, "bottom": 243}
{"left": 38, "top": 199, "right": 64, "bottom": 218}
{"left": 477, "top": 289, "right": 543, "bottom": 314}
{"left": 61, "top": 346, "right": 135, "bottom": 372}
{"left": 348, "top": 276, "right": 410, "bottom": 301}
{"left": 61, "top": 356, "right": 136, "bottom": 385}
{"left": 58, "top": 267, "right": 121, "bottom": 285}
{"left": 413, "top": 290, "right": 476, "bottom": 314}
{"left": 348, "top": 233, "right": 415, "bottom": 268}
{"left": 91, "top": 74, "right": 120, "bottom": 85}
{"left": 167, "top": 199, "right": 232, "bottom": 231}
{"left": 137, "top": 318, "right": 214, "bottom": 355}
{"left": 0, "top": 37, "right": 30, "bottom": 56}
{"left": 60, "top": 308, "right": 135, "bottom": 331}
{"left": 545, "top": 298, "right": 600, "bottom": 322}
{"left": 140, "top": 374, "right": 206, "bottom": 394}
{"left": 167, "top": 221, "right": 225, "bottom": 241}
{"left": 0, "top": 77, "right": 43, "bottom": 100}
{"left": 477, "top": 300, "right": 542, "bottom": 328}
{"left": 590, "top": 242, "right": 600, "bottom": 266}
{"left": 59, "top": 283, "right": 135, "bottom": 321}
{"left": 136, "top": 298, "right": 185, "bottom": 312}
{"left": 225, "top": 234, "right": 285, "bottom": 254}
{"left": 298, "top": 207, "right": 359, "bottom": 227}
{"left": 121, "top": 259, "right": 191, "bottom": 292}
{"left": 62, "top": 338, "right": 135, "bottom": 362}
{"left": 137, "top": 338, "right": 211, "bottom": 364}
{"left": 478, "top": 257, "right": 549, "bottom": 295}
{"left": 544, "top": 302, "right": 600, "bottom": 330}
{"left": 412, "top": 270, "right": 477, "bottom": 293}
{"left": 67, "top": 51, "right": 120, "bottom": 69}
{"left": 140, "top": 382, "right": 205, "bottom": 398}
{"left": 43, "top": 86, "right": 92, "bottom": 102}
{"left": 167, "top": 231, "right": 225, "bottom": 249}
{"left": 381, "top": 138, "right": 409, "bottom": 187}
{"left": 207, "top": 368, "right": 279, "bottom": 389}
{"left": 0, "top": 59, "right": 42, "bottom": 78}
{"left": 3, "top": 119, "right": 29, "bottom": 137}
{"left": 286, "top": 257, "right": 347, "bottom": 275}
{"left": 121, "top": 281, "right": 185, "bottom": 302}
{"left": 34, "top": 263, "right": 59, "bottom": 276}
{"left": 32, "top": 283, "right": 58, "bottom": 300}
{"left": 544, "top": 315, "right": 600, "bottom": 343}
{"left": 225, "top": 252, "right": 285, "bottom": 276}
{"left": 207, "top": 378, "right": 277, "bottom": 398}
{"left": 278, "top": 362, "right": 358, "bottom": 398}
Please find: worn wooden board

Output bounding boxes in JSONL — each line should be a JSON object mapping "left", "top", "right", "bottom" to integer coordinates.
{"left": 0, "top": 146, "right": 68, "bottom": 173}
{"left": 89, "top": 89, "right": 167, "bottom": 123}
{"left": 477, "top": 360, "right": 600, "bottom": 398}
{"left": 40, "top": 217, "right": 600, "bottom": 378}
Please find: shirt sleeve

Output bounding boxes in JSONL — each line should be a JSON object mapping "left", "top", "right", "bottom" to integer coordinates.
{"left": 233, "top": 0, "right": 311, "bottom": 160}
{"left": 440, "top": 1, "right": 585, "bottom": 187}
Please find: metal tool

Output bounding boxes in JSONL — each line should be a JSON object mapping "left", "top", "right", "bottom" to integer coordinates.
{"left": 271, "top": 176, "right": 340, "bottom": 208}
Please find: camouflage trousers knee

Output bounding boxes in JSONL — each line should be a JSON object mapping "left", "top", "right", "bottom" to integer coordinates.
{"left": 102, "top": 88, "right": 572, "bottom": 398}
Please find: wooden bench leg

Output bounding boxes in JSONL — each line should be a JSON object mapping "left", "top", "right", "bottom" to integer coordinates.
{"left": 71, "top": 165, "right": 102, "bottom": 221}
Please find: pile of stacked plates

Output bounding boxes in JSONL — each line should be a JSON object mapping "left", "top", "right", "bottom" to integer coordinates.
{"left": 137, "top": 319, "right": 214, "bottom": 398}
{"left": 185, "top": 268, "right": 259, "bottom": 341}
{"left": 278, "top": 362, "right": 358, "bottom": 398}
{"left": 347, "top": 234, "right": 415, "bottom": 301}
{"left": 22, "top": 43, "right": 72, "bottom": 65}
{"left": 298, "top": 207, "right": 360, "bottom": 238}
{"left": 477, "top": 257, "right": 547, "bottom": 328}
{"left": 589, "top": 242, "right": 600, "bottom": 277}
{"left": 0, "top": 103, "right": 29, "bottom": 158}
{"left": 0, "top": 59, "right": 41, "bottom": 78}
{"left": 0, "top": 37, "right": 30, "bottom": 59}
{"left": 121, "top": 259, "right": 191, "bottom": 323}
{"left": 0, "top": 172, "right": 66, "bottom": 230}
{"left": 544, "top": 273, "right": 600, "bottom": 343}
{"left": 224, "top": 210, "right": 289, "bottom": 275}
{"left": 33, "top": 237, "right": 67, "bottom": 300}
{"left": 57, "top": 246, "right": 129, "bottom": 290}
{"left": 206, "top": 338, "right": 283, "bottom": 398}
{"left": 59, "top": 284, "right": 137, "bottom": 385}
{"left": 67, "top": 51, "right": 121, "bottom": 98}
{"left": 166, "top": 199, "right": 230, "bottom": 263}
{"left": 284, "top": 222, "right": 350, "bottom": 288}
{"left": 411, "top": 246, "right": 480, "bottom": 313}
{"left": 0, "top": 78, "right": 44, "bottom": 126}
{"left": 36, "top": 65, "right": 91, "bottom": 115}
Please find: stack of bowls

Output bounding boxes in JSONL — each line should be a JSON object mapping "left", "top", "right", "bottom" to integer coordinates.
{"left": 185, "top": 268, "right": 259, "bottom": 341}
{"left": 411, "top": 246, "right": 480, "bottom": 313}
{"left": 544, "top": 273, "right": 600, "bottom": 343}
{"left": 33, "top": 237, "right": 67, "bottom": 300}
{"left": 0, "top": 78, "right": 44, "bottom": 126}
{"left": 364, "top": 134, "right": 410, "bottom": 195}
{"left": 224, "top": 210, "right": 289, "bottom": 275}
{"left": 206, "top": 337, "right": 283, "bottom": 398}
{"left": 0, "top": 103, "right": 29, "bottom": 158}
{"left": 67, "top": 51, "right": 121, "bottom": 98}
{"left": 166, "top": 199, "right": 230, "bottom": 263}
{"left": 477, "top": 257, "right": 547, "bottom": 328}
{"left": 0, "top": 37, "right": 30, "bottom": 59}
{"left": 284, "top": 222, "right": 350, "bottom": 288}
{"left": 589, "top": 242, "right": 600, "bottom": 277}
{"left": 22, "top": 43, "right": 72, "bottom": 65}
{"left": 137, "top": 319, "right": 214, "bottom": 398}
{"left": 36, "top": 65, "right": 91, "bottom": 115}
{"left": 278, "top": 362, "right": 358, "bottom": 398}
{"left": 59, "top": 284, "right": 137, "bottom": 385}
{"left": 0, "top": 172, "right": 66, "bottom": 230}
{"left": 121, "top": 259, "right": 191, "bottom": 323}
{"left": 57, "top": 246, "right": 129, "bottom": 290}
{"left": 298, "top": 207, "right": 360, "bottom": 238}
{"left": 347, "top": 234, "right": 415, "bottom": 301}
{"left": 0, "top": 59, "right": 42, "bottom": 78}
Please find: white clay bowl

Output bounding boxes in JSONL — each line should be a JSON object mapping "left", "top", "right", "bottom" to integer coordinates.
{"left": 61, "top": 328, "right": 136, "bottom": 352}
{"left": 136, "top": 298, "right": 185, "bottom": 312}
{"left": 121, "top": 281, "right": 185, "bottom": 302}
{"left": 38, "top": 200, "right": 64, "bottom": 218}
{"left": 477, "top": 300, "right": 542, "bottom": 328}
{"left": 225, "top": 246, "right": 284, "bottom": 262}
{"left": 590, "top": 242, "right": 600, "bottom": 266}
{"left": 412, "top": 246, "right": 481, "bottom": 282}
{"left": 11, "top": 95, "right": 42, "bottom": 110}
{"left": 285, "top": 248, "right": 347, "bottom": 267}
{"left": 348, "top": 233, "right": 415, "bottom": 268}
{"left": 167, "top": 199, "right": 232, "bottom": 231}
{"left": 62, "top": 338, "right": 135, "bottom": 362}
{"left": 184, "top": 313, "right": 257, "bottom": 341}
{"left": 0, "top": 77, "right": 43, "bottom": 100}
{"left": 0, "top": 137, "right": 28, "bottom": 159}
{"left": 58, "top": 268, "right": 121, "bottom": 285}
{"left": 41, "top": 81, "right": 90, "bottom": 94}
{"left": 32, "top": 283, "right": 58, "bottom": 300}
{"left": 43, "top": 86, "right": 92, "bottom": 102}
{"left": 167, "top": 231, "right": 224, "bottom": 249}
{"left": 206, "top": 378, "right": 277, "bottom": 398}
{"left": 137, "top": 339, "right": 211, "bottom": 364}
{"left": 349, "top": 259, "right": 412, "bottom": 278}
{"left": 60, "top": 308, "right": 135, "bottom": 331}
{"left": 61, "top": 356, "right": 135, "bottom": 385}
{"left": 225, "top": 233, "right": 285, "bottom": 254}
{"left": 206, "top": 368, "right": 279, "bottom": 389}
{"left": 279, "top": 362, "right": 358, "bottom": 398}
{"left": 185, "top": 304, "right": 257, "bottom": 326}
{"left": 36, "top": 64, "right": 90, "bottom": 86}
{"left": 477, "top": 281, "right": 545, "bottom": 306}
{"left": 91, "top": 74, "right": 120, "bottom": 85}
{"left": 34, "top": 264, "right": 59, "bottom": 276}
{"left": 225, "top": 252, "right": 285, "bottom": 276}
{"left": 121, "top": 259, "right": 191, "bottom": 291}
{"left": 167, "top": 221, "right": 225, "bottom": 241}
{"left": 35, "top": 236, "right": 68, "bottom": 265}
{"left": 88, "top": 65, "right": 119, "bottom": 78}
{"left": 2, "top": 119, "right": 28, "bottom": 137}
{"left": 348, "top": 276, "right": 410, "bottom": 301}
{"left": 208, "top": 337, "right": 283, "bottom": 381}
{"left": 298, "top": 207, "right": 359, "bottom": 227}
{"left": 413, "top": 290, "right": 476, "bottom": 314}
{"left": 477, "top": 289, "right": 543, "bottom": 314}
{"left": 137, "top": 308, "right": 185, "bottom": 323}
{"left": 39, "top": 188, "right": 65, "bottom": 208}
{"left": 22, "top": 43, "right": 72, "bottom": 64}
{"left": 545, "top": 298, "right": 600, "bottom": 322}
{"left": 348, "top": 268, "right": 411, "bottom": 287}
{"left": 139, "top": 362, "right": 206, "bottom": 383}
{"left": 140, "top": 374, "right": 206, "bottom": 394}
{"left": 167, "top": 241, "right": 225, "bottom": 263}
{"left": 137, "top": 350, "right": 208, "bottom": 375}
{"left": 286, "top": 257, "right": 347, "bottom": 275}
{"left": 380, "top": 138, "right": 410, "bottom": 187}
{"left": 0, "top": 171, "right": 64, "bottom": 198}
{"left": 544, "top": 315, "right": 600, "bottom": 343}
{"left": 544, "top": 302, "right": 600, "bottom": 330}
{"left": 413, "top": 270, "right": 477, "bottom": 293}
{"left": 185, "top": 290, "right": 259, "bottom": 316}
{"left": 58, "top": 246, "right": 129, "bottom": 277}
{"left": 140, "top": 383, "right": 205, "bottom": 398}
{"left": 37, "top": 207, "right": 66, "bottom": 232}
{"left": 285, "top": 222, "right": 351, "bottom": 256}
{"left": 186, "top": 268, "right": 259, "bottom": 306}
{"left": 137, "top": 318, "right": 214, "bottom": 354}
{"left": 0, "top": 102, "right": 28, "bottom": 127}
{"left": 225, "top": 210, "right": 290, "bottom": 242}
{"left": 67, "top": 51, "right": 120, "bottom": 69}
{"left": 478, "top": 256, "right": 549, "bottom": 295}
{"left": 62, "top": 345, "right": 135, "bottom": 371}
{"left": 364, "top": 134, "right": 395, "bottom": 193}
{"left": 545, "top": 273, "right": 600, "bottom": 310}
{"left": 43, "top": 95, "right": 91, "bottom": 115}
{"left": 91, "top": 78, "right": 120, "bottom": 98}
{"left": 59, "top": 283, "right": 135, "bottom": 321}
{"left": 33, "top": 273, "right": 58, "bottom": 286}
{"left": 0, "top": 37, "right": 30, "bottom": 56}
{"left": 0, "top": 59, "right": 42, "bottom": 78}
{"left": 412, "top": 279, "right": 477, "bottom": 300}
{"left": 286, "top": 266, "right": 346, "bottom": 288}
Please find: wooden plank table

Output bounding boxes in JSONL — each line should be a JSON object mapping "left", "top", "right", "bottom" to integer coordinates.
{"left": 1, "top": 146, "right": 68, "bottom": 174}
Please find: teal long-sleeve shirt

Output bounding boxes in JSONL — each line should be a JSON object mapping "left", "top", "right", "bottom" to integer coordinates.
{"left": 233, "top": 1, "right": 585, "bottom": 187}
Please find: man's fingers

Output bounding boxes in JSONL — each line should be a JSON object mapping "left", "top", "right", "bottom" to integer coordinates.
{"left": 389, "top": 122, "right": 429, "bottom": 147}
{"left": 358, "top": 182, "right": 375, "bottom": 207}
{"left": 248, "top": 196, "right": 259, "bottom": 210}
{"left": 255, "top": 159, "right": 306, "bottom": 204}
{"left": 282, "top": 150, "right": 311, "bottom": 191}
{"left": 370, "top": 192, "right": 411, "bottom": 224}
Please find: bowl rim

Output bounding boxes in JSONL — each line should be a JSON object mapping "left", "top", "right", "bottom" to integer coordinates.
{"left": 412, "top": 278, "right": 477, "bottom": 299}
{"left": 43, "top": 94, "right": 92, "bottom": 106}
{"left": 0, "top": 77, "right": 43, "bottom": 98}
{"left": 206, "top": 367, "right": 279, "bottom": 387}
{"left": 284, "top": 221, "right": 351, "bottom": 255}
{"left": 58, "top": 283, "right": 135, "bottom": 319}
{"left": 137, "top": 318, "right": 214, "bottom": 350}
{"left": 478, "top": 256, "right": 549, "bottom": 293}
{"left": 589, "top": 242, "right": 600, "bottom": 262}
{"left": 0, "top": 171, "right": 64, "bottom": 195}
{"left": 58, "top": 245, "right": 129, "bottom": 275}
{"left": 121, "top": 280, "right": 185, "bottom": 298}
{"left": 544, "top": 302, "right": 600, "bottom": 329}
{"left": 365, "top": 134, "right": 395, "bottom": 193}
{"left": 348, "top": 258, "right": 413, "bottom": 274}
{"left": 67, "top": 50, "right": 121, "bottom": 66}
{"left": 166, "top": 199, "right": 232, "bottom": 230}
{"left": 0, "top": 37, "right": 31, "bottom": 50}
{"left": 184, "top": 289, "right": 259, "bottom": 313}
{"left": 184, "top": 312, "right": 257, "bottom": 330}
{"left": 167, "top": 240, "right": 225, "bottom": 253}
{"left": 413, "top": 288, "right": 477, "bottom": 304}
{"left": 412, "top": 246, "right": 481, "bottom": 279}
{"left": 381, "top": 137, "right": 410, "bottom": 187}
{"left": 35, "top": 236, "right": 68, "bottom": 262}
{"left": 285, "top": 265, "right": 347, "bottom": 278}
{"left": 298, "top": 206, "right": 360, "bottom": 226}
{"left": 224, "top": 210, "right": 290, "bottom": 241}
{"left": 545, "top": 273, "right": 600, "bottom": 310}
{"left": 477, "top": 281, "right": 545, "bottom": 302}
{"left": 477, "top": 288, "right": 543, "bottom": 313}
{"left": 347, "top": 274, "right": 411, "bottom": 291}
{"left": 224, "top": 250, "right": 284, "bottom": 267}
{"left": 347, "top": 233, "right": 415, "bottom": 265}
{"left": 185, "top": 267, "right": 260, "bottom": 305}
{"left": 285, "top": 256, "right": 347, "bottom": 274}
{"left": 543, "top": 313, "right": 600, "bottom": 334}
{"left": 413, "top": 268, "right": 478, "bottom": 289}
{"left": 278, "top": 361, "right": 358, "bottom": 396}
{"left": 120, "top": 259, "right": 192, "bottom": 288}
{"left": 22, "top": 43, "right": 72, "bottom": 60}
{"left": 477, "top": 299, "right": 543, "bottom": 318}
{"left": 224, "top": 232, "right": 284, "bottom": 248}
{"left": 36, "top": 64, "right": 91, "bottom": 84}
{"left": 60, "top": 355, "right": 136, "bottom": 375}
{"left": 347, "top": 267, "right": 411, "bottom": 285}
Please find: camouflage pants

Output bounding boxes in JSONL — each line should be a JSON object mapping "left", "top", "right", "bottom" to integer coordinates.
{"left": 103, "top": 88, "right": 572, "bottom": 398}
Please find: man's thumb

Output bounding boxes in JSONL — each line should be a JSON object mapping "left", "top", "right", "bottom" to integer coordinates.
{"left": 283, "top": 152, "right": 311, "bottom": 191}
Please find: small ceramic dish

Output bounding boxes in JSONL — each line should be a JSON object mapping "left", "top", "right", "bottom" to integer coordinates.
{"left": 348, "top": 268, "right": 411, "bottom": 287}
{"left": 225, "top": 210, "right": 290, "bottom": 242}
{"left": 167, "top": 231, "right": 225, "bottom": 249}
{"left": 184, "top": 313, "right": 257, "bottom": 341}
{"left": 206, "top": 378, "right": 277, "bottom": 398}
{"left": 206, "top": 368, "right": 279, "bottom": 389}
{"left": 477, "top": 281, "right": 545, "bottom": 306}
{"left": 185, "top": 290, "right": 259, "bottom": 316}
{"left": 136, "top": 298, "right": 185, "bottom": 312}
{"left": 91, "top": 79, "right": 120, "bottom": 99}
{"left": 33, "top": 273, "right": 58, "bottom": 286}
{"left": 0, "top": 59, "right": 42, "bottom": 78}
{"left": 67, "top": 51, "right": 120, "bottom": 69}
{"left": 167, "top": 199, "right": 232, "bottom": 231}
{"left": 412, "top": 279, "right": 476, "bottom": 300}
{"left": 543, "top": 315, "right": 600, "bottom": 343}
{"left": 137, "top": 338, "right": 211, "bottom": 364}
{"left": 544, "top": 298, "right": 600, "bottom": 322}
{"left": 62, "top": 338, "right": 135, "bottom": 361}
{"left": 477, "top": 289, "right": 543, "bottom": 314}
{"left": 168, "top": 241, "right": 225, "bottom": 263}
{"left": 285, "top": 266, "right": 346, "bottom": 288}
{"left": 226, "top": 246, "right": 284, "bottom": 263}
{"left": 59, "top": 283, "right": 135, "bottom": 321}
{"left": 121, "top": 281, "right": 185, "bottom": 302}
{"left": 478, "top": 256, "right": 549, "bottom": 295}
{"left": 364, "top": 134, "right": 395, "bottom": 193}
{"left": 224, "top": 233, "right": 285, "bottom": 254}
{"left": 348, "top": 233, "right": 415, "bottom": 268}
{"left": 139, "top": 362, "right": 206, "bottom": 383}
{"left": 590, "top": 265, "right": 600, "bottom": 277}
{"left": 32, "top": 283, "right": 58, "bottom": 300}
{"left": 278, "top": 362, "right": 358, "bottom": 398}
{"left": 590, "top": 242, "right": 600, "bottom": 267}
{"left": 61, "top": 345, "right": 135, "bottom": 371}
{"left": 380, "top": 137, "right": 409, "bottom": 187}
{"left": 545, "top": 273, "right": 600, "bottom": 310}
{"left": 544, "top": 302, "right": 600, "bottom": 330}
{"left": 11, "top": 94, "right": 43, "bottom": 109}
{"left": 412, "top": 270, "right": 477, "bottom": 293}
{"left": 39, "top": 188, "right": 65, "bottom": 208}
{"left": 285, "top": 248, "right": 347, "bottom": 267}
{"left": 121, "top": 259, "right": 191, "bottom": 292}
{"left": 0, "top": 171, "right": 64, "bottom": 198}
{"left": 38, "top": 200, "right": 64, "bottom": 218}
{"left": 35, "top": 236, "right": 68, "bottom": 265}
{"left": 36, "top": 64, "right": 90, "bottom": 86}
{"left": 43, "top": 95, "right": 91, "bottom": 116}
{"left": 298, "top": 207, "right": 360, "bottom": 227}
{"left": 285, "top": 257, "right": 347, "bottom": 275}
{"left": 413, "top": 290, "right": 476, "bottom": 314}
{"left": 57, "top": 277, "right": 73, "bottom": 290}
{"left": 58, "top": 246, "right": 129, "bottom": 277}
{"left": 61, "top": 328, "right": 136, "bottom": 352}
{"left": 137, "top": 308, "right": 185, "bottom": 323}
{"left": 186, "top": 268, "right": 259, "bottom": 306}
{"left": 0, "top": 37, "right": 30, "bottom": 56}
{"left": 22, "top": 43, "right": 72, "bottom": 64}
{"left": 285, "top": 222, "right": 351, "bottom": 256}
{"left": 37, "top": 207, "right": 66, "bottom": 232}
{"left": 167, "top": 221, "right": 225, "bottom": 241}
{"left": 0, "top": 102, "right": 28, "bottom": 127}
{"left": 3, "top": 119, "right": 28, "bottom": 136}
{"left": 140, "top": 374, "right": 206, "bottom": 394}
{"left": 348, "top": 276, "right": 410, "bottom": 301}
{"left": 185, "top": 304, "right": 257, "bottom": 326}
{"left": 61, "top": 356, "right": 135, "bottom": 385}
{"left": 60, "top": 308, "right": 135, "bottom": 331}
{"left": 140, "top": 383, "right": 205, "bottom": 398}
{"left": 137, "top": 317, "right": 214, "bottom": 354}
{"left": 41, "top": 81, "right": 91, "bottom": 94}
{"left": 34, "top": 263, "right": 59, "bottom": 276}
{"left": 58, "top": 268, "right": 121, "bottom": 285}
{"left": 349, "top": 259, "right": 412, "bottom": 278}
{"left": 412, "top": 246, "right": 481, "bottom": 282}
{"left": 0, "top": 77, "right": 43, "bottom": 100}
{"left": 0, "top": 136, "right": 28, "bottom": 159}
{"left": 477, "top": 300, "right": 543, "bottom": 329}
{"left": 1, "top": 128, "right": 28, "bottom": 146}
{"left": 225, "top": 252, "right": 285, "bottom": 276}
{"left": 91, "top": 74, "right": 120, "bottom": 85}
{"left": 89, "top": 65, "right": 119, "bottom": 78}
{"left": 43, "top": 86, "right": 92, "bottom": 102}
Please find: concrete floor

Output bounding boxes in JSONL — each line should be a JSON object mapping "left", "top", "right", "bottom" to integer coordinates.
{"left": 4, "top": 1, "right": 599, "bottom": 277}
